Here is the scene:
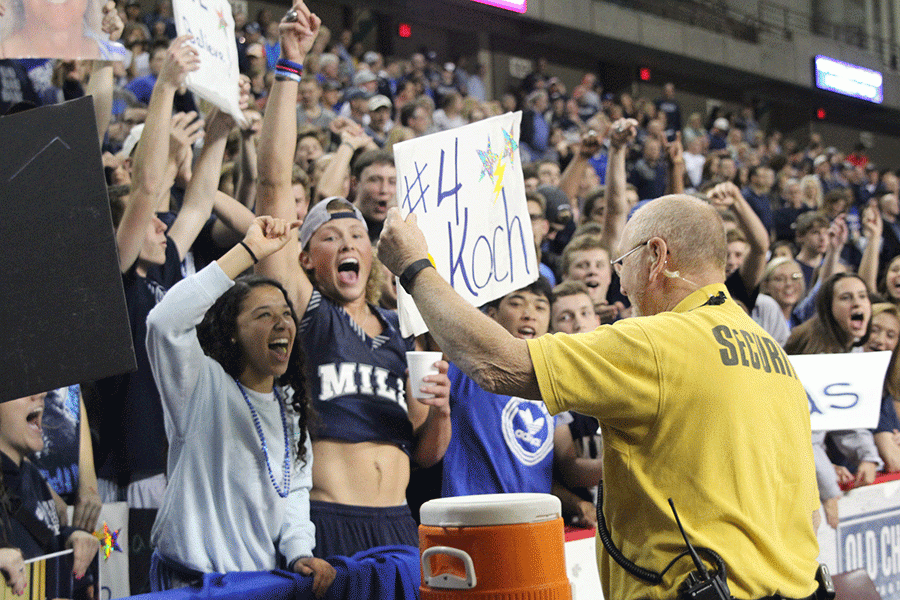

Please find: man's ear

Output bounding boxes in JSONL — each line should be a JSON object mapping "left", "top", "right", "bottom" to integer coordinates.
{"left": 647, "top": 237, "right": 668, "bottom": 282}
{"left": 485, "top": 305, "right": 497, "bottom": 319}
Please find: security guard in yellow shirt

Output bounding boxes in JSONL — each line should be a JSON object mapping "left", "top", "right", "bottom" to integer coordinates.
{"left": 377, "top": 193, "right": 821, "bottom": 600}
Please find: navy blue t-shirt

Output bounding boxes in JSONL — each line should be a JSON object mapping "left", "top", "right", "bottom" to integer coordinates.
{"left": 95, "top": 234, "right": 182, "bottom": 481}
{"left": 301, "top": 291, "right": 415, "bottom": 454}
{"left": 875, "top": 394, "right": 900, "bottom": 434}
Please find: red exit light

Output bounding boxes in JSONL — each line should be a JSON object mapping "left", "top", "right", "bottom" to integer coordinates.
{"left": 639, "top": 67, "right": 651, "bottom": 81}
{"left": 816, "top": 108, "right": 826, "bottom": 119}
{"left": 398, "top": 23, "right": 411, "bottom": 38}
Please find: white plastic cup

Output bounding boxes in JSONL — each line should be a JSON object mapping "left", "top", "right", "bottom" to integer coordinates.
{"left": 406, "top": 351, "right": 443, "bottom": 399}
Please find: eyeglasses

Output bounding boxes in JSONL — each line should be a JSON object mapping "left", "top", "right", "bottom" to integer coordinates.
{"left": 769, "top": 272, "right": 802, "bottom": 285}
{"left": 610, "top": 241, "right": 648, "bottom": 274}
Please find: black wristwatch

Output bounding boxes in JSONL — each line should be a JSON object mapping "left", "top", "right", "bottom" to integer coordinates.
{"left": 399, "top": 258, "right": 434, "bottom": 294}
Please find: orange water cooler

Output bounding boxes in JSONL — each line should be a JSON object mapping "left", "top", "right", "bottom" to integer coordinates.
{"left": 418, "top": 493, "right": 572, "bottom": 599}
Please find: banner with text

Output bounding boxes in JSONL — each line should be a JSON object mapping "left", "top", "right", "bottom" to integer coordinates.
{"left": 817, "top": 477, "right": 900, "bottom": 600}
{"left": 173, "top": 0, "right": 245, "bottom": 126}
{"left": 392, "top": 112, "right": 537, "bottom": 336}
{"left": 788, "top": 351, "right": 891, "bottom": 431}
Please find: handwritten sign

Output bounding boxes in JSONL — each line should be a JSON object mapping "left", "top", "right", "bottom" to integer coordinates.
{"left": 788, "top": 351, "right": 891, "bottom": 431}
{"left": 173, "top": 0, "right": 246, "bottom": 126}
{"left": 392, "top": 112, "right": 537, "bottom": 336}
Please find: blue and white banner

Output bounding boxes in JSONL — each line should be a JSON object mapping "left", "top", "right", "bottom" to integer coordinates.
{"left": 817, "top": 478, "right": 900, "bottom": 600}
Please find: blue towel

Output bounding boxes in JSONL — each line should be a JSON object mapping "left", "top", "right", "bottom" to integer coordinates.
{"left": 130, "top": 545, "right": 421, "bottom": 600}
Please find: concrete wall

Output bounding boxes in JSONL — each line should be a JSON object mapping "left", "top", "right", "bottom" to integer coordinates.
{"left": 519, "top": 0, "right": 900, "bottom": 110}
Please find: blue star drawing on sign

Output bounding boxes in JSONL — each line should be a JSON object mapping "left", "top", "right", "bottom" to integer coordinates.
{"left": 476, "top": 139, "right": 499, "bottom": 182}
{"left": 501, "top": 127, "right": 518, "bottom": 160}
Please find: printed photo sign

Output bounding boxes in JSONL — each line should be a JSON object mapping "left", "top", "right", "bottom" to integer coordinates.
{"left": 0, "top": 1, "right": 125, "bottom": 60}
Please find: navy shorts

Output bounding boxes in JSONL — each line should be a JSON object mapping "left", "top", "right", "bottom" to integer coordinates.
{"left": 310, "top": 500, "right": 418, "bottom": 559}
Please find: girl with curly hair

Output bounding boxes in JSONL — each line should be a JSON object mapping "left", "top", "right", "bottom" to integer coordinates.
{"left": 145, "top": 216, "right": 334, "bottom": 596}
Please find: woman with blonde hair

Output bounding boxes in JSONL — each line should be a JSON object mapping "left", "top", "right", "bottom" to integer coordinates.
{"left": 800, "top": 174, "right": 823, "bottom": 209}
{"left": 760, "top": 256, "right": 806, "bottom": 330}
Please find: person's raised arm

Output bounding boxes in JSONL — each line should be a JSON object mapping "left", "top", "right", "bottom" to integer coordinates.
{"left": 116, "top": 35, "right": 199, "bottom": 273}
{"left": 167, "top": 108, "right": 235, "bottom": 260}
{"left": 378, "top": 209, "right": 540, "bottom": 399}
{"left": 859, "top": 200, "right": 883, "bottom": 293}
{"left": 600, "top": 118, "right": 638, "bottom": 253}
{"left": 86, "top": 2, "right": 124, "bottom": 146}
{"left": 237, "top": 107, "right": 261, "bottom": 210}
{"left": 255, "top": 0, "right": 320, "bottom": 311}
{"left": 314, "top": 123, "right": 371, "bottom": 202}
{"left": 666, "top": 131, "right": 684, "bottom": 195}
{"left": 211, "top": 190, "right": 256, "bottom": 248}
{"left": 817, "top": 215, "right": 848, "bottom": 286}
{"left": 708, "top": 181, "right": 769, "bottom": 291}
{"left": 558, "top": 130, "right": 598, "bottom": 205}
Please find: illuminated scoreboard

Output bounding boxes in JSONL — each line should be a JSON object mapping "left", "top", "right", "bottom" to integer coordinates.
{"left": 814, "top": 55, "right": 883, "bottom": 104}
{"left": 470, "top": 0, "right": 527, "bottom": 13}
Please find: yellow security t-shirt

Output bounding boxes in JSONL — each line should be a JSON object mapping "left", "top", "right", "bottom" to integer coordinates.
{"left": 527, "top": 284, "right": 819, "bottom": 600}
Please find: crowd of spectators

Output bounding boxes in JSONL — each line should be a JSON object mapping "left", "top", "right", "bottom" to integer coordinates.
{"left": 0, "top": 0, "right": 900, "bottom": 592}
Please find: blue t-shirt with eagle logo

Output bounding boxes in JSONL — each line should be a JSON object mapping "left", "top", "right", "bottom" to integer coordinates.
{"left": 441, "top": 363, "right": 557, "bottom": 497}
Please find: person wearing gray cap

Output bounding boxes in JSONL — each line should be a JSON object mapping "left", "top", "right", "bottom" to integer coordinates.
{"left": 253, "top": 3, "right": 451, "bottom": 560}
{"left": 365, "top": 95, "right": 393, "bottom": 147}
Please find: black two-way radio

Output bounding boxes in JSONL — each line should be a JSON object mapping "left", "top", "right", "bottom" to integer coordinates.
{"left": 595, "top": 481, "right": 732, "bottom": 600}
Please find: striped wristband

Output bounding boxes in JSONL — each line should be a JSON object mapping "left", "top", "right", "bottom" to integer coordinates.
{"left": 275, "top": 58, "right": 303, "bottom": 82}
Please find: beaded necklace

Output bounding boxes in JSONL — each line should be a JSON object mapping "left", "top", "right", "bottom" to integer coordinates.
{"left": 235, "top": 380, "right": 292, "bottom": 498}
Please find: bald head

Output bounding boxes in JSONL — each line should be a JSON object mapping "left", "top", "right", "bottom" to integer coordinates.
{"left": 624, "top": 194, "right": 727, "bottom": 279}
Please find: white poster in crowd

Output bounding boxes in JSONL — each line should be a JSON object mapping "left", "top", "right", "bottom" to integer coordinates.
{"left": 788, "top": 351, "right": 891, "bottom": 431}
{"left": 816, "top": 477, "right": 900, "bottom": 600}
{"left": 173, "top": 0, "right": 246, "bottom": 126}
{"left": 392, "top": 112, "right": 537, "bottom": 337}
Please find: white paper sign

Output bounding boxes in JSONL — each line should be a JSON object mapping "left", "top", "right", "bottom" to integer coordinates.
{"left": 392, "top": 112, "right": 538, "bottom": 336}
{"left": 788, "top": 351, "right": 891, "bottom": 431}
{"left": 173, "top": 0, "right": 246, "bottom": 126}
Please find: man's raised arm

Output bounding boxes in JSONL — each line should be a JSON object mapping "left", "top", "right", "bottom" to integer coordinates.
{"left": 378, "top": 209, "right": 540, "bottom": 400}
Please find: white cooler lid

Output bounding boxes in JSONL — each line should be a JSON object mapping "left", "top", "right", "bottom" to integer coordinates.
{"left": 420, "top": 493, "right": 561, "bottom": 527}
